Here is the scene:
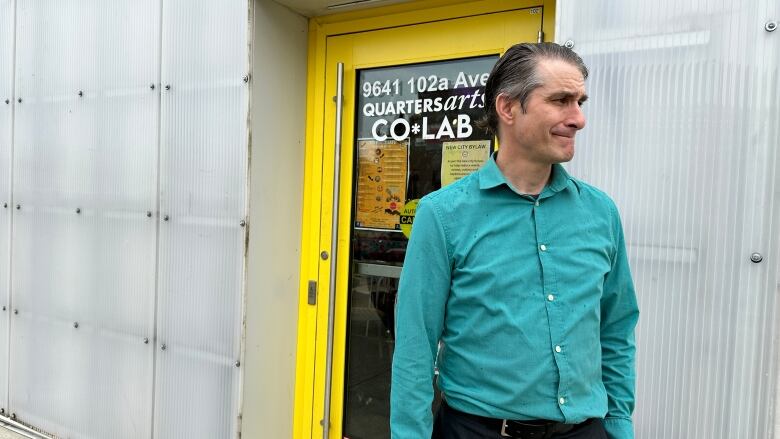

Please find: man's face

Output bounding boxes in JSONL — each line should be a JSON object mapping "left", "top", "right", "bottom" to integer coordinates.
{"left": 503, "top": 59, "right": 587, "bottom": 165}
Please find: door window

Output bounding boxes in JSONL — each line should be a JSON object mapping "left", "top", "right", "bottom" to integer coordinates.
{"left": 343, "top": 55, "right": 497, "bottom": 439}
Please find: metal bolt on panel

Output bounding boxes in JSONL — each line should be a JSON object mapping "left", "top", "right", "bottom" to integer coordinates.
{"left": 766, "top": 21, "right": 777, "bottom": 32}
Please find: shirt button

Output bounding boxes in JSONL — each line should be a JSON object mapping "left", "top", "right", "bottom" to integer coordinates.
{"left": 559, "top": 397, "right": 566, "bottom": 405}
{"left": 547, "top": 294, "right": 555, "bottom": 301}
{"left": 534, "top": 200, "right": 540, "bottom": 206}
{"left": 539, "top": 244, "right": 547, "bottom": 251}
{"left": 555, "top": 345, "right": 562, "bottom": 353}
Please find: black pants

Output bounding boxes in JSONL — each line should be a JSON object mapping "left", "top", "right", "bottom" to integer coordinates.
{"left": 432, "top": 401, "right": 608, "bottom": 439}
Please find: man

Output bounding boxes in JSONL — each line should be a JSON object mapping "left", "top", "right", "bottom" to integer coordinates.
{"left": 390, "top": 43, "right": 639, "bottom": 439}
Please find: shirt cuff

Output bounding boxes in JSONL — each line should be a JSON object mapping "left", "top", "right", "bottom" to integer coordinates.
{"left": 603, "top": 417, "right": 634, "bottom": 439}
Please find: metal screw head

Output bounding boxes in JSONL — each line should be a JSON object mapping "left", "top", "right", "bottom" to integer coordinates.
{"left": 239, "top": 219, "right": 246, "bottom": 227}
{"left": 1, "top": 306, "right": 5, "bottom": 311}
{"left": 163, "top": 215, "right": 169, "bottom": 221}
{"left": 0, "top": 408, "right": 4, "bottom": 414}
{"left": 15, "top": 204, "right": 20, "bottom": 210}
{"left": 243, "top": 75, "right": 249, "bottom": 83}
{"left": 3, "top": 203, "right": 6, "bottom": 208}
{"left": 235, "top": 360, "right": 241, "bottom": 367}
{"left": 10, "top": 413, "right": 15, "bottom": 420}
{"left": 143, "top": 337, "right": 149, "bottom": 344}
{"left": 320, "top": 251, "right": 329, "bottom": 260}
{"left": 164, "top": 84, "right": 171, "bottom": 91}
{"left": 150, "top": 84, "right": 156, "bottom": 90}
{"left": 3, "top": 99, "right": 8, "bottom": 104}
{"left": 146, "top": 211, "right": 152, "bottom": 218}
{"left": 16, "top": 98, "right": 21, "bottom": 103}
{"left": 750, "top": 252, "right": 763, "bottom": 263}
{"left": 563, "top": 39, "right": 575, "bottom": 49}
{"left": 13, "top": 309, "right": 17, "bottom": 315}
{"left": 73, "top": 322, "right": 79, "bottom": 329}
{"left": 78, "top": 90, "right": 83, "bottom": 97}
{"left": 766, "top": 21, "right": 778, "bottom": 32}
{"left": 75, "top": 207, "right": 81, "bottom": 214}
{"left": 160, "top": 343, "right": 166, "bottom": 351}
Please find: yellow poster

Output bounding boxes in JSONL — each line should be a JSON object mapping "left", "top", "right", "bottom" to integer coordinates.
{"left": 399, "top": 199, "right": 419, "bottom": 239}
{"left": 355, "top": 139, "right": 408, "bottom": 230}
{"left": 440, "top": 140, "right": 491, "bottom": 186}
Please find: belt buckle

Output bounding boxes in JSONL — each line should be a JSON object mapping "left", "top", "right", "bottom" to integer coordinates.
{"left": 499, "top": 419, "right": 548, "bottom": 439}
{"left": 500, "top": 420, "right": 512, "bottom": 438}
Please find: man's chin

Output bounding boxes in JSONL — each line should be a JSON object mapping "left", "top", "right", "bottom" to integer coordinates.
{"left": 556, "top": 149, "right": 575, "bottom": 163}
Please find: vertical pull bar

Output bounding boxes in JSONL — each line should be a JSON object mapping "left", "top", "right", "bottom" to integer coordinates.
{"left": 322, "top": 62, "right": 344, "bottom": 439}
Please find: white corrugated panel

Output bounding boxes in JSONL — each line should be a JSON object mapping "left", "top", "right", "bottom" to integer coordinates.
{"left": 10, "top": 1, "right": 160, "bottom": 437}
{"left": 153, "top": 1, "right": 249, "bottom": 438}
{"left": 558, "top": 1, "right": 780, "bottom": 438}
{"left": 0, "top": 0, "right": 13, "bottom": 415}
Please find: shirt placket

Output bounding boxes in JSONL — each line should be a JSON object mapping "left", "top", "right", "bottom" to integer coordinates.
{"left": 531, "top": 195, "right": 572, "bottom": 421}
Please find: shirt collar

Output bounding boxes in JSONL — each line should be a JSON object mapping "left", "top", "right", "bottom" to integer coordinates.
{"left": 478, "top": 153, "right": 573, "bottom": 198}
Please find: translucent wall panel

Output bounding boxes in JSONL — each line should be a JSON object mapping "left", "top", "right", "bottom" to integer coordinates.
{"left": 153, "top": 1, "right": 248, "bottom": 438}
{"left": 0, "top": 0, "right": 13, "bottom": 415}
{"left": 11, "top": 1, "right": 160, "bottom": 437}
{"left": 558, "top": 1, "right": 780, "bottom": 438}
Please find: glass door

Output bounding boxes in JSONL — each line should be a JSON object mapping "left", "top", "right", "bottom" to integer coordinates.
{"left": 345, "top": 56, "right": 497, "bottom": 439}
{"left": 312, "top": 8, "right": 544, "bottom": 439}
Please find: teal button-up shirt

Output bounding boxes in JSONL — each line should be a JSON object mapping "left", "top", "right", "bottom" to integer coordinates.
{"left": 390, "top": 156, "right": 639, "bottom": 439}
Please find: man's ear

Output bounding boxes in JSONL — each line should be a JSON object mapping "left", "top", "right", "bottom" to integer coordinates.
{"left": 495, "top": 93, "right": 516, "bottom": 126}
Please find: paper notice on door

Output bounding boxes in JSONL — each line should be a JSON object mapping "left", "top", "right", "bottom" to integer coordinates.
{"left": 355, "top": 138, "right": 409, "bottom": 230}
{"left": 440, "top": 140, "right": 491, "bottom": 187}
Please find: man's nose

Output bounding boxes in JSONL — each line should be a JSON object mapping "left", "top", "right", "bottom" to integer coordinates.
{"left": 566, "top": 105, "right": 586, "bottom": 130}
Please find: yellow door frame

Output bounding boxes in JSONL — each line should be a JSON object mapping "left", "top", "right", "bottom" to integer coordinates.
{"left": 294, "top": 2, "right": 557, "bottom": 438}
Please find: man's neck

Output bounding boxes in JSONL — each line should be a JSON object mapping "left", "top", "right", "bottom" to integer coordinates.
{"left": 495, "top": 149, "right": 553, "bottom": 195}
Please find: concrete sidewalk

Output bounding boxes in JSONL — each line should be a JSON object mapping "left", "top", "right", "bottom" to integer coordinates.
{"left": 0, "top": 426, "right": 29, "bottom": 439}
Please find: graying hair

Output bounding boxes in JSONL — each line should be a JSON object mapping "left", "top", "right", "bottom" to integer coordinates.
{"left": 476, "top": 42, "right": 589, "bottom": 137}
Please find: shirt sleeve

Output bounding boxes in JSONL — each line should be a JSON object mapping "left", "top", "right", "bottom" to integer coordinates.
{"left": 600, "top": 207, "right": 640, "bottom": 439}
{"left": 390, "top": 198, "right": 452, "bottom": 439}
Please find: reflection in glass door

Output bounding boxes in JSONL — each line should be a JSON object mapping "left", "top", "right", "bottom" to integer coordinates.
{"left": 343, "top": 56, "right": 498, "bottom": 439}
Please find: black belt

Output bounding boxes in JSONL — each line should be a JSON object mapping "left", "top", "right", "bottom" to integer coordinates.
{"left": 442, "top": 400, "right": 591, "bottom": 439}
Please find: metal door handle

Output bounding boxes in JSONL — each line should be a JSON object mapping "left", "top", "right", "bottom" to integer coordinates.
{"left": 322, "top": 62, "right": 344, "bottom": 439}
